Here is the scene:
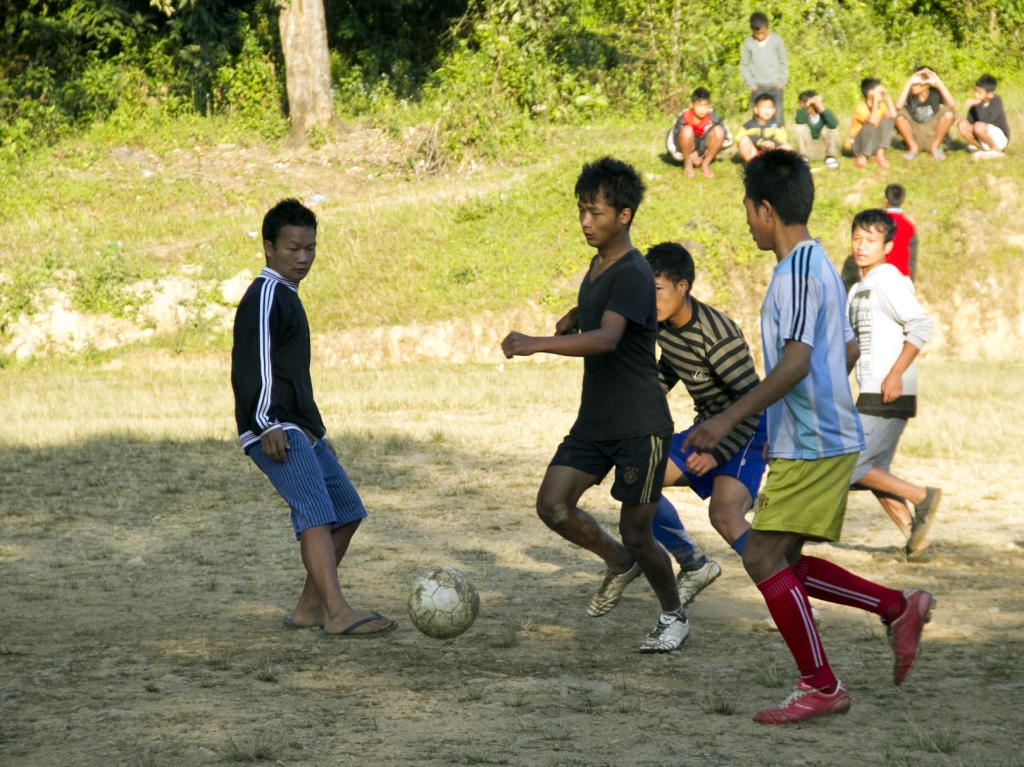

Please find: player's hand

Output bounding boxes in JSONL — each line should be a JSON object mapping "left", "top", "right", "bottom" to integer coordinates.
{"left": 682, "top": 413, "right": 732, "bottom": 456}
{"left": 555, "top": 308, "right": 580, "bottom": 335}
{"left": 323, "top": 437, "right": 338, "bottom": 459}
{"left": 261, "top": 427, "right": 290, "bottom": 463}
{"left": 501, "top": 332, "right": 537, "bottom": 358}
{"left": 685, "top": 451, "right": 719, "bottom": 477}
{"left": 881, "top": 370, "right": 904, "bottom": 403}
{"left": 750, "top": 86, "right": 758, "bottom": 93}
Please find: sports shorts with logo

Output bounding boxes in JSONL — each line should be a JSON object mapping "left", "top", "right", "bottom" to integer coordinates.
{"left": 550, "top": 432, "right": 672, "bottom": 505}
{"left": 249, "top": 429, "right": 367, "bottom": 540}
{"left": 752, "top": 453, "right": 858, "bottom": 542}
{"left": 669, "top": 414, "right": 768, "bottom": 501}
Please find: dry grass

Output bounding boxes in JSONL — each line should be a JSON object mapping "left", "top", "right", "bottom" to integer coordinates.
{"left": 0, "top": 355, "right": 1022, "bottom": 766}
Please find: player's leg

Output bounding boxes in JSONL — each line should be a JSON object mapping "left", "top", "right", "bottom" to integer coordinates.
{"left": 289, "top": 519, "right": 360, "bottom": 627}
{"left": 651, "top": 494, "right": 706, "bottom": 570}
{"left": 708, "top": 474, "right": 753, "bottom": 548}
{"left": 312, "top": 440, "right": 394, "bottom": 635}
{"left": 857, "top": 468, "right": 941, "bottom": 552}
{"left": 537, "top": 464, "right": 632, "bottom": 570}
{"left": 743, "top": 529, "right": 849, "bottom": 723}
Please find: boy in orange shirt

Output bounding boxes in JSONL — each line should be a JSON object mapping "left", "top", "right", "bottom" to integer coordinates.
{"left": 846, "top": 78, "right": 896, "bottom": 169}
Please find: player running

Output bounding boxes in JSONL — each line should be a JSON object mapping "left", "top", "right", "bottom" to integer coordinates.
{"left": 501, "top": 157, "right": 687, "bottom": 653}
{"left": 593, "top": 241, "right": 767, "bottom": 611}
{"left": 686, "top": 150, "right": 933, "bottom": 724}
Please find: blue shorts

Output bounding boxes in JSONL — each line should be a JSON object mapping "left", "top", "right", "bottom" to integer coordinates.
{"left": 248, "top": 430, "right": 367, "bottom": 540}
{"left": 669, "top": 415, "right": 768, "bottom": 502}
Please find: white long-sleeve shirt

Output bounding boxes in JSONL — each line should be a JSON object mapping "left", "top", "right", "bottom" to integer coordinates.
{"left": 847, "top": 263, "right": 932, "bottom": 417}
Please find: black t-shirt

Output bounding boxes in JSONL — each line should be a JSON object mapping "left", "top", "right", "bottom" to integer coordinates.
{"left": 968, "top": 95, "right": 1011, "bottom": 139}
{"left": 907, "top": 89, "right": 943, "bottom": 123}
{"left": 570, "top": 249, "right": 673, "bottom": 441}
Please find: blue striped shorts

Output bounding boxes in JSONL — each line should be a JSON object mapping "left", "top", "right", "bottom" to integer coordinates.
{"left": 249, "top": 430, "right": 367, "bottom": 540}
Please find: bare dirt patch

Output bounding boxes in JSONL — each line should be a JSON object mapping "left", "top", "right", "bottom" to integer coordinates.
{"left": 1, "top": 359, "right": 1022, "bottom": 766}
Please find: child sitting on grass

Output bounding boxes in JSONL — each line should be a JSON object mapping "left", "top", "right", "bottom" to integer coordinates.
{"left": 737, "top": 93, "right": 791, "bottom": 163}
{"left": 845, "top": 78, "right": 896, "bottom": 169}
{"left": 958, "top": 74, "right": 1011, "bottom": 160}
{"left": 669, "top": 87, "right": 728, "bottom": 179}
{"left": 793, "top": 90, "right": 840, "bottom": 169}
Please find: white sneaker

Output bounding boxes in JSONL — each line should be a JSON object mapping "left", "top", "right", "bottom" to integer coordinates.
{"left": 639, "top": 611, "right": 690, "bottom": 653}
{"left": 587, "top": 562, "right": 642, "bottom": 617}
{"left": 825, "top": 157, "right": 839, "bottom": 169}
{"left": 676, "top": 560, "right": 722, "bottom": 606}
{"left": 759, "top": 605, "right": 821, "bottom": 632}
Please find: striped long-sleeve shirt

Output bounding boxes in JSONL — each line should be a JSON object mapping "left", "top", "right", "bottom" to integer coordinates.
{"left": 231, "top": 267, "right": 326, "bottom": 452}
{"left": 657, "top": 298, "right": 763, "bottom": 465}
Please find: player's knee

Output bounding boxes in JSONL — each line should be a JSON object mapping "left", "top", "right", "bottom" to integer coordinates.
{"left": 679, "top": 125, "right": 695, "bottom": 139}
{"left": 741, "top": 546, "right": 769, "bottom": 582}
{"left": 537, "top": 498, "right": 570, "bottom": 527}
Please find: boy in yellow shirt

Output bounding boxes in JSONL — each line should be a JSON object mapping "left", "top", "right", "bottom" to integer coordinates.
{"left": 737, "top": 93, "right": 791, "bottom": 163}
{"left": 846, "top": 78, "right": 896, "bottom": 169}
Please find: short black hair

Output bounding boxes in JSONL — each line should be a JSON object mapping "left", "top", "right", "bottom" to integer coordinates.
{"left": 852, "top": 209, "right": 896, "bottom": 243}
{"left": 646, "top": 242, "right": 695, "bottom": 287}
{"left": 913, "top": 64, "right": 934, "bottom": 74}
{"left": 884, "top": 183, "right": 906, "bottom": 207}
{"left": 262, "top": 198, "right": 317, "bottom": 245}
{"left": 750, "top": 11, "right": 769, "bottom": 30}
{"left": 861, "top": 78, "right": 880, "bottom": 98}
{"left": 976, "top": 74, "right": 997, "bottom": 92}
{"left": 754, "top": 92, "right": 776, "bottom": 107}
{"left": 743, "top": 150, "right": 814, "bottom": 226}
{"left": 575, "top": 157, "right": 645, "bottom": 226}
{"left": 798, "top": 90, "right": 817, "bottom": 103}
{"left": 691, "top": 87, "right": 711, "bottom": 103}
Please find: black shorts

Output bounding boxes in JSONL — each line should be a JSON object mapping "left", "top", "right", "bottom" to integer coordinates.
{"left": 550, "top": 432, "right": 671, "bottom": 505}
{"left": 694, "top": 132, "right": 709, "bottom": 156}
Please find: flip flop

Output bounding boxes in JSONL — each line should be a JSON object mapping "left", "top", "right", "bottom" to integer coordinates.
{"left": 283, "top": 615, "right": 322, "bottom": 630}
{"left": 319, "top": 612, "right": 398, "bottom": 639}
{"left": 902, "top": 151, "right": 918, "bottom": 161}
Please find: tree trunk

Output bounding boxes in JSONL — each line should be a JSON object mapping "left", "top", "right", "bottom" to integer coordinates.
{"left": 278, "top": 0, "right": 336, "bottom": 145}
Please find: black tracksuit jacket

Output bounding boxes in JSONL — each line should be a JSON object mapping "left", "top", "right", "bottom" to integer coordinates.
{"left": 231, "top": 268, "right": 326, "bottom": 452}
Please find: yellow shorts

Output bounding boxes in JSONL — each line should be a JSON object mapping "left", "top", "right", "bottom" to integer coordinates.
{"left": 752, "top": 454, "right": 859, "bottom": 542}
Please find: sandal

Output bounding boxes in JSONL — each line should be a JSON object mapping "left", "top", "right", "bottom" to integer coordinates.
{"left": 319, "top": 612, "right": 398, "bottom": 639}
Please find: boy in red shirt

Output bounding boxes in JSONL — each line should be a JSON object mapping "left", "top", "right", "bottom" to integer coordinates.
{"left": 669, "top": 88, "right": 728, "bottom": 179}
{"left": 884, "top": 184, "right": 918, "bottom": 281}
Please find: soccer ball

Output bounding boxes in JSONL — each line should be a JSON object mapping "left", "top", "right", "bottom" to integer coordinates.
{"left": 408, "top": 566, "right": 480, "bottom": 639}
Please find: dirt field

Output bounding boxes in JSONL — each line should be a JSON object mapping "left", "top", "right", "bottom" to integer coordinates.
{"left": 1, "top": 356, "right": 1022, "bottom": 767}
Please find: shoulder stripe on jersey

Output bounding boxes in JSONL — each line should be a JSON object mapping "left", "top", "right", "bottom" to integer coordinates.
{"left": 791, "top": 245, "right": 812, "bottom": 340}
{"left": 255, "top": 278, "right": 278, "bottom": 430}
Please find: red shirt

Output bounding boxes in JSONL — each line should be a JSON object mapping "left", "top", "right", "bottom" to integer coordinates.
{"left": 885, "top": 208, "right": 916, "bottom": 277}
{"left": 680, "top": 108, "right": 715, "bottom": 138}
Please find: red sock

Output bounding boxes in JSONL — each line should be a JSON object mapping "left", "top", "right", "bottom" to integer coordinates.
{"left": 793, "top": 556, "right": 906, "bottom": 623}
{"left": 757, "top": 568, "right": 836, "bottom": 691}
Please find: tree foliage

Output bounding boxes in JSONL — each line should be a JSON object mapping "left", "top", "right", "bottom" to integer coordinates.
{"left": 2, "top": 0, "right": 1024, "bottom": 157}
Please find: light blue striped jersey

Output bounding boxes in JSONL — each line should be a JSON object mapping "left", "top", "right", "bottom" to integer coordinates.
{"left": 761, "top": 240, "right": 865, "bottom": 460}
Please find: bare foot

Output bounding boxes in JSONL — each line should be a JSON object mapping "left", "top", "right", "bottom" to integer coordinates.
{"left": 286, "top": 606, "right": 325, "bottom": 628}
{"left": 874, "top": 153, "right": 890, "bottom": 169}
{"left": 684, "top": 164, "right": 695, "bottom": 178}
{"left": 701, "top": 164, "right": 714, "bottom": 178}
{"left": 854, "top": 156, "right": 868, "bottom": 168}
{"left": 322, "top": 608, "right": 395, "bottom": 636}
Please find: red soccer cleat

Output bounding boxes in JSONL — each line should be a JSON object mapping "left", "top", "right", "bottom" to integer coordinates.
{"left": 889, "top": 589, "right": 934, "bottom": 685}
{"left": 753, "top": 680, "right": 851, "bottom": 725}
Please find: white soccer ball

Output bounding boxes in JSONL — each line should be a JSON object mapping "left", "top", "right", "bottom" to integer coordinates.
{"left": 408, "top": 566, "right": 480, "bottom": 639}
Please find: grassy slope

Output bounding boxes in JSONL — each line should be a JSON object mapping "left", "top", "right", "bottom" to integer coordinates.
{"left": 2, "top": 105, "right": 1023, "bottom": 349}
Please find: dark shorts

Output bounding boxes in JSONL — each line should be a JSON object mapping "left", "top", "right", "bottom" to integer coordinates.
{"left": 550, "top": 432, "right": 672, "bottom": 505}
{"left": 669, "top": 414, "right": 768, "bottom": 502}
{"left": 249, "top": 430, "right": 367, "bottom": 540}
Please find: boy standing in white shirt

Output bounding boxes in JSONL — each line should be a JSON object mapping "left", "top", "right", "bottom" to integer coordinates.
{"left": 847, "top": 209, "right": 941, "bottom": 563}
